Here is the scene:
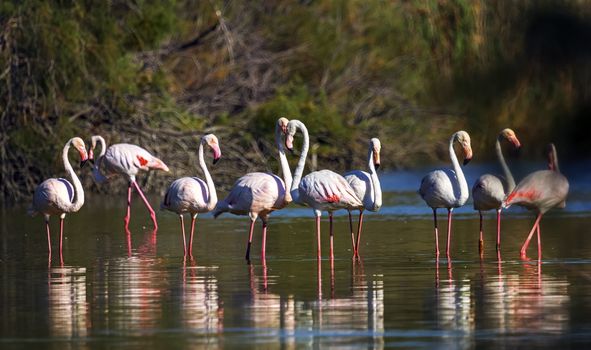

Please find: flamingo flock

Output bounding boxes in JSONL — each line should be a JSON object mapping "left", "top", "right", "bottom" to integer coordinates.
{"left": 29, "top": 120, "right": 569, "bottom": 263}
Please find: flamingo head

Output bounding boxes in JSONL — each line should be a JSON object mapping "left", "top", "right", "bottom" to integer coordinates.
{"left": 87, "top": 135, "right": 102, "bottom": 165}
{"left": 71, "top": 137, "right": 89, "bottom": 168}
{"left": 285, "top": 120, "right": 298, "bottom": 152}
{"left": 455, "top": 131, "right": 472, "bottom": 165}
{"left": 370, "top": 138, "right": 381, "bottom": 169}
{"left": 500, "top": 128, "right": 521, "bottom": 149}
{"left": 277, "top": 117, "right": 289, "bottom": 135}
{"left": 203, "top": 134, "right": 222, "bottom": 164}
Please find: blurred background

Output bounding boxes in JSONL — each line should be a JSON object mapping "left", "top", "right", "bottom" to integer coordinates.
{"left": 1, "top": 0, "right": 590, "bottom": 203}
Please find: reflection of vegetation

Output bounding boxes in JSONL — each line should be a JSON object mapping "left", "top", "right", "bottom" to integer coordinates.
{"left": 1, "top": 1, "right": 589, "bottom": 202}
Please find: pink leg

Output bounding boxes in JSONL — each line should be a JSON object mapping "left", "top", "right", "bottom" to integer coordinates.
{"left": 536, "top": 221, "right": 542, "bottom": 260}
{"left": 433, "top": 209, "right": 440, "bottom": 257}
{"left": 179, "top": 215, "right": 187, "bottom": 258}
{"left": 132, "top": 181, "right": 158, "bottom": 229}
{"left": 46, "top": 218, "right": 52, "bottom": 260}
{"left": 329, "top": 212, "right": 334, "bottom": 261}
{"left": 446, "top": 209, "right": 453, "bottom": 258}
{"left": 261, "top": 220, "right": 268, "bottom": 261}
{"left": 520, "top": 213, "right": 543, "bottom": 258}
{"left": 124, "top": 182, "right": 132, "bottom": 228}
{"left": 59, "top": 217, "right": 65, "bottom": 265}
{"left": 348, "top": 211, "right": 356, "bottom": 255}
{"left": 355, "top": 211, "right": 364, "bottom": 258}
{"left": 478, "top": 211, "right": 484, "bottom": 256}
{"left": 496, "top": 209, "right": 502, "bottom": 251}
{"left": 316, "top": 214, "right": 322, "bottom": 261}
{"left": 188, "top": 215, "right": 196, "bottom": 259}
{"left": 245, "top": 219, "right": 256, "bottom": 260}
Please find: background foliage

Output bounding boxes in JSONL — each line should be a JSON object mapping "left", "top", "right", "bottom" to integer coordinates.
{"left": 1, "top": 0, "right": 589, "bottom": 202}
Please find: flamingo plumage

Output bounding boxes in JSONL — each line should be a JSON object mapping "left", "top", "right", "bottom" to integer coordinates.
{"left": 344, "top": 138, "right": 382, "bottom": 258}
{"left": 285, "top": 119, "right": 363, "bottom": 261}
{"left": 472, "top": 128, "right": 521, "bottom": 253}
{"left": 212, "top": 118, "right": 292, "bottom": 260}
{"left": 29, "top": 137, "right": 89, "bottom": 262}
{"left": 503, "top": 143, "right": 569, "bottom": 259}
{"left": 161, "top": 134, "right": 221, "bottom": 259}
{"left": 419, "top": 131, "right": 473, "bottom": 258}
{"left": 89, "top": 136, "right": 169, "bottom": 229}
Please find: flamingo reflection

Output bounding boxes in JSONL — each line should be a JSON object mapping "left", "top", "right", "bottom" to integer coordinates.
{"left": 180, "top": 260, "right": 223, "bottom": 333}
{"left": 47, "top": 265, "right": 89, "bottom": 338}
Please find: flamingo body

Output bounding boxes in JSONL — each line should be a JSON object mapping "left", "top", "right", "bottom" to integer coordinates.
{"left": 162, "top": 177, "right": 212, "bottom": 214}
{"left": 299, "top": 170, "right": 363, "bottom": 212}
{"left": 504, "top": 170, "right": 568, "bottom": 213}
{"left": 99, "top": 143, "right": 169, "bottom": 181}
{"left": 419, "top": 168, "right": 469, "bottom": 209}
{"left": 472, "top": 174, "right": 507, "bottom": 211}
{"left": 31, "top": 178, "right": 76, "bottom": 216}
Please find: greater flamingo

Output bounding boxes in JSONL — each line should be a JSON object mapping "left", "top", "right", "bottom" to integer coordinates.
{"left": 419, "top": 131, "right": 473, "bottom": 258}
{"left": 344, "top": 138, "right": 382, "bottom": 258}
{"left": 503, "top": 143, "right": 569, "bottom": 259}
{"left": 285, "top": 119, "right": 363, "bottom": 261}
{"left": 212, "top": 118, "right": 292, "bottom": 260}
{"left": 89, "top": 135, "right": 169, "bottom": 229}
{"left": 28, "top": 137, "right": 89, "bottom": 261}
{"left": 161, "top": 134, "right": 221, "bottom": 259}
{"left": 472, "top": 128, "right": 521, "bottom": 253}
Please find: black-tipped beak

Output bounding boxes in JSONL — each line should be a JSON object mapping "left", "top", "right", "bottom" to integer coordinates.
{"left": 374, "top": 163, "right": 380, "bottom": 170}
{"left": 463, "top": 157, "right": 471, "bottom": 166}
{"left": 213, "top": 156, "right": 221, "bottom": 165}
{"left": 80, "top": 160, "right": 88, "bottom": 168}
{"left": 89, "top": 158, "right": 95, "bottom": 165}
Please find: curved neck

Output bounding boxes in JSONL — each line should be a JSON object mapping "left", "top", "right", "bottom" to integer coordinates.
{"left": 276, "top": 124, "right": 292, "bottom": 203}
{"left": 290, "top": 120, "right": 310, "bottom": 203}
{"left": 551, "top": 146, "right": 561, "bottom": 173}
{"left": 97, "top": 135, "right": 106, "bottom": 157}
{"left": 199, "top": 142, "right": 217, "bottom": 211}
{"left": 495, "top": 136, "right": 515, "bottom": 192}
{"left": 92, "top": 135, "right": 108, "bottom": 183}
{"left": 449, "top": 134, "right": 468, "bottom": 202}
{"left": 367, "top": 148, "right": 382, "bottom": 210}
{"left": 63, "top": 140, "right": 84, "bottom": 212}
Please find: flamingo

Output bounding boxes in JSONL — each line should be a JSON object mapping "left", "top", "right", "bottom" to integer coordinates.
{"left": 89, "top": 135, "right": 169, "bottom": 229}
{"left": 28, "top": 137, "right": 89, "bottom": 261}
{"left": 503, "top": 143, "right": 569, "bottom": 259}
{"left": 212, "top": 118, "right": 292, "bottom": 260}
{"left": 285, "top": 119, "right": 363, "bottom": 261}
{"left": 161, "top": 134, "right": 221, "bottom": 259}
{"left": 419, "top": 131, "right": 473, "bottom": 258}
{"left": 472, "top": 128, "right": 521, "bottom": 253}
{"left": 344, "top": 138, "right": 382, "bottom": 258}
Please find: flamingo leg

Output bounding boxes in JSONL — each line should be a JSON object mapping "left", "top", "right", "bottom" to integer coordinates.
{"left": 536, "top": 221, "right": 542, "bottom": 260}
{"left": 446, "top": 208, "right": 453, "bottom": 258}
{"left": 45, "top": 216, "right": 52, "bottom": 260}
{"left": 348, "top": 211, "right": 356, "bottom": 255}
{"left": 355, "top": 211, "right": 364, "bottom": 258}
{"left": 245, "top": 219, "right": 256, "bottom": 260}
{"left": 179, "top": 215, "right": 187, "bottom": 258}
{"left": 132, "top": 181, "right": 158, "bottom": 229}
{"left": 496, "top": 209, "right": 502, "bottom": 252}
{"left": 433, "top": 209, "right": 439, "bottom": 257}
{"left": 520, "top": 213, "right": 543, "bottom": 258}
{"left": 329, "top": 212, "right": 334, "bottom": 261}
{"left": 315, "top": 210, "right": 322, "bottom": 261}
{"left": 261, "top": 219, "right": 268, "bottom": 261}
{"left": 478, "top": 211, "right": 484, "bottom": 255}
{"left": 188, "top": 214, "right": 197, "bottom": 259}
{"left": 59, "top": 215, "right": 65, "bottom": 266}
{"left": 124, "top": 182, "right": 132, "bottom": 228}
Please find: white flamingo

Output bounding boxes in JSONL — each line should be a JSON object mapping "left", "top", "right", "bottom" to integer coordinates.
{"left": 344, "top": 138, "right": 382, "bottom": 258}
{"left": 89, "top": 136, "right": 169, "bottom": 229}
{"left": 285, "top": 119, "right": 363, "bottom": 260}
{"left": 212, "top": 118, "right": 292, "bottom": 260}
{"left": 161, "top": 134, "right": 221, "bottom": 259}
{"left": 29, "top": 137, "right": 89, "bottom": 261}
{"left": 419, "top": 131, "right": 473, "bottom": 258}
{"left": 472, "top": 128, "right": 521, "bottom": 253}
{"left": 503, "top": 143, "right": 569, "bottom": 259}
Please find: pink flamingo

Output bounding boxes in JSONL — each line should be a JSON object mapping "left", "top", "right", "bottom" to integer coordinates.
{"left": 28, "top": 137, "right": 89, "bottom": 261}
{"left": 212, "top": 118, "right": 292, "bottom": 260}
{"left": 161, "top": 134, "right": 221, "bottom": 259}
{"left": 285, "top": 119, "right": 363, "bottom": 261}
{"left": 419, "top": 131, "right": 473, "bottom": 258}
{"left": 89, "top": 136, "right": 169, "bottom": 229}
{"left": 472, "top": 128, "right": 521, "bottom": 253}
{"left": 344, "top": 138, "right": 382, "bottom": 258}
{"left": 503, "top": 143, "right": 569, "bottom": 259}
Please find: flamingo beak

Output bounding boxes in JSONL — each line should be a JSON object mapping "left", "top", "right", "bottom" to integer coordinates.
{"left": 285, "top": 134, "right": 294, "bottom": 153}
{"left": 88, "top": 148, "right": 95, "bottom": 165}
{"left": 508, "top": 135, "right": 521, "bottom": 149}
{"left": 79, "top": 150, "right": 89, "bottom": 168}
{"left": 463, "top": 144, "right": 473, "bottom": 166}
{"left": 373, "top": 150, "right": 380, "bottom": 170}
{"left": 281, "top": 124, "right": 288, "bottom": 134}
{"left": 212, "top": 144, "right": 222, "bottom": 165}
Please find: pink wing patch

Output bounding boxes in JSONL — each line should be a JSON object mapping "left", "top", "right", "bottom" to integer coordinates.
{"left": 325, "top": 194, "right": 340, "bottom": 203}
{"left": 506, "top": 189, "right": 539, "bottom": 203}
{"left": 137, "top": 155, "right": 148, "bottom": 167}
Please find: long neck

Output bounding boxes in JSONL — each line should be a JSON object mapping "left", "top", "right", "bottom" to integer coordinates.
{"left": 92, "top": 135, "right": 108, "bottom": 183}
{"left": 551, "top": 145, "right": 561, "bottom": 173}
{"left": 97, "top": 135, "right": 107, "bottom": 157}
{"left": 495, "top": 137, "right": 515, "bottom": 192}
{"left": 368, "top": 148, "right": 382, "bottom": 210}
{"left": 199, "top": 142, "right": 217, "bottom": 211}
{"left": 276, "top": 125, "right": 292, "bottom": 203}
{"left": 63, "top": 140, "right": 84, "bottom": 212}
{"left": 290, "top": 121, "right": 310, "bottom": 203}
{"left": 449, "top": 135, "right": 468, "bottom": 203}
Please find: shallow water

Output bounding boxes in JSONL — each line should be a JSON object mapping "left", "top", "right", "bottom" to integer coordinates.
{"left": 2, "top": 162, "right": 591, "bottom": 349}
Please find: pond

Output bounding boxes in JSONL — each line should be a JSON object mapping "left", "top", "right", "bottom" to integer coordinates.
{"left": 1, "top": 161, "right": 591, "bottom": 349}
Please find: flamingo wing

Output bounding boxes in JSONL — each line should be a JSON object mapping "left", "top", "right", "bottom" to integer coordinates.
{"left": 419, "top": 169, "right": 458, "bottom": 208}
{"left": 162, "top": 177, "right": 209, "bottom": 214}
{"left": 344, "top": 170, "right": 374, "bottom": 210}
{"left": 103, "top": 143, "right": 169, "bottom": 178}
{"left": 504, "top": 170, "right": 569, "bottom": 212}
{"left": 31, "top": 178, "right": 76, "bottom": 215}
{"left": 300, "top": 170, "right": 363, "bottom": 210}
{"left": 472, "top": 174, "right": 506, "bottom": 211}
